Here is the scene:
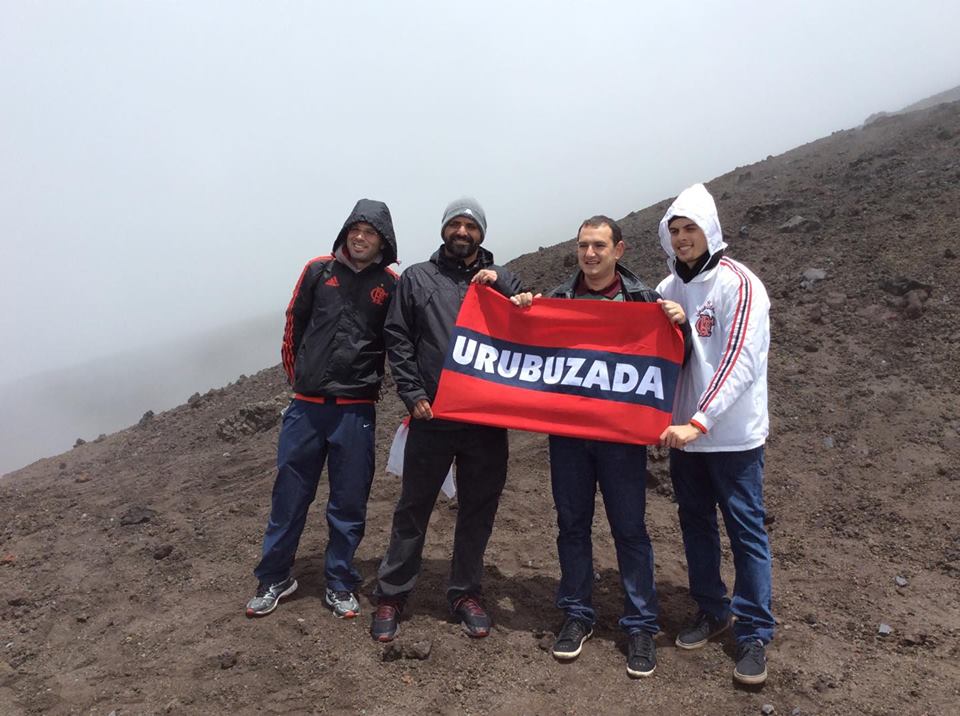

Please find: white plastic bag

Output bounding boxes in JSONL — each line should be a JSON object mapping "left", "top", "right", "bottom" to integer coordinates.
{"left": 386, "top": 419, "right": 456, "bottom": 498}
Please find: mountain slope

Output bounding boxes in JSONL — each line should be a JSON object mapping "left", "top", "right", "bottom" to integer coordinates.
{"left": 1, "top": 100, "right": 959, "bottom": 715}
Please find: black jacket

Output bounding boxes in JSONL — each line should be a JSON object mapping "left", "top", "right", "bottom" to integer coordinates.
{"left": 281, "top": 199, "right": 399, "bottom": 400}
{"left": 385, "top": 246, "right": 523, "bottom": 412}
{"left": 549, "top": 264, "right": 659, "bottom": 301}
{"left": 549, "top": 264, "right": 693, "bottom": 364}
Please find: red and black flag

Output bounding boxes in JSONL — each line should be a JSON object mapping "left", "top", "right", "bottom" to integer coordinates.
{"left": 432, "top": 285, "right": 684, "bottom": 445}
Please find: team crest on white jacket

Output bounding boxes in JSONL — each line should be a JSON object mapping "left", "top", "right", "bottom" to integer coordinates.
{"left": 695, "top": 302, "right": 716, "bottom": 338}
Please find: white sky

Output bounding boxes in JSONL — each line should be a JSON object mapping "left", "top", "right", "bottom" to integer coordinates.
{"left": 1, "top": 0, "right": 958, "bottom": 382}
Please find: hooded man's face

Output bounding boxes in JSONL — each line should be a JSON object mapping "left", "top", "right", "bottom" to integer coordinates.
{"left": 345, "top": 221, "right": 383, "bottom": 268}
{"left": 442, "top": 216, "right": 483, "bottom": 262}
{"left": 668, "top": 217, "right": 709, "bottom": 268}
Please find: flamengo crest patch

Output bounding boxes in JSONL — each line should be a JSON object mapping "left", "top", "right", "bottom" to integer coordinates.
{"left": 695, "top": 301, "right": 716, "bottom": 338}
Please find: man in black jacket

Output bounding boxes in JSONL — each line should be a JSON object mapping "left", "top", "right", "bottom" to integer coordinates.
{"left": 371, "top": 197, "right": 524, "bottom": 642}
{"left": 537, "top": 216, "right": 687, "bottom": 678}
{"left": 246, "top": 199, "right": 398, "bottom": 620}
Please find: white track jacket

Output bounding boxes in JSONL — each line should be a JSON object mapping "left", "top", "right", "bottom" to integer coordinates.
{"left": 656, "top": 184, "right": 770, "bottom": 452}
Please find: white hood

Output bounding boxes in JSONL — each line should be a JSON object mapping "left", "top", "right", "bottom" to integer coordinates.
{"left": 658, "top": 183, "right": 727, "bottom": 272}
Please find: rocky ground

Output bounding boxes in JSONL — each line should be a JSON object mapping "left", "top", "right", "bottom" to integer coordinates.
{"left": 2, "top": 100, "right": 959, "bottom": 716}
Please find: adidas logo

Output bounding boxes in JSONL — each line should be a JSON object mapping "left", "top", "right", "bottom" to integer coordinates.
{"left": 325, "top": 276, "right": 340, "bottom": 287}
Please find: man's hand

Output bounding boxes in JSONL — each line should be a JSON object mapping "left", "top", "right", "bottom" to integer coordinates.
{"left": 411, "top": 399, "right": 434, "bottom": 420}
{"left": 659, "top": 423, "right": 702, "bottom": 449}
{"left": 472, "top": 269, "right": 498, "bottom": 285}
{"left": 509, "top": 292, "right": 541, "bottom": 307}
{"left": 657, "top": 298, "right": 686, "bottom": 324}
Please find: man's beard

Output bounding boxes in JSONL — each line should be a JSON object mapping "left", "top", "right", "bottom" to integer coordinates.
{"left": 443, "top": 235, "right": 480, "bottom": 260}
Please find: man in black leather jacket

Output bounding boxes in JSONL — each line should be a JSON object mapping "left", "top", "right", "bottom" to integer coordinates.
{"left": 540, "top": 216, "right": 688, "bottom": 679}
{"left": 371, "top": 197, "right": 524, "bottom": 642}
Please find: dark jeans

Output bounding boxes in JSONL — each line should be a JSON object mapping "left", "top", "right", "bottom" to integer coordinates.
{"left": 549, "top": 435, "right": 659, "bottom": 635}
{"left": 670, "top": 446, "right": 775, "bottom": 644}
{"left": 254, "top": 399, "right": 375, "bottom": 592}
{"left": 376, "top": 420, "right": 509, "bottom": 605}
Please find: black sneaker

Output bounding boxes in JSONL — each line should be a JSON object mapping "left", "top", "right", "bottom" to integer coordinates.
{"left": 675, "top": 611, "right": 730, "bottom": 650}
{"left": 552, "top": 618, "right": 593, "bottom": 660}
{"left": 626, "top": 631, "right": 657, "bottom": 678}
{"left": 244, "top": 576, "right": 298, "bottom": 618}
{"left": 733, "top": 639, "right": 767, "bottom": 685}
{"left": 370, "top": 599, "right": 402, "bottom": 642}
{"left": 452, "top": 595, "right": 492, "bottom": 638}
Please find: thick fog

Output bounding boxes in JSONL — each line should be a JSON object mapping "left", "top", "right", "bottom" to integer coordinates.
{"left": 1, "top": 1, "right": 958, "bottom": 473}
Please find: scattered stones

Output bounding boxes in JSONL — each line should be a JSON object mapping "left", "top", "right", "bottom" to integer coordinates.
{"left": 381, "top": 642, "right": 404, "bottom": 662}
{"left": 745, "top": 199, "right": 795, "bottom": 223}
{"left": 0, "top": 659, "right": 15, "bottom": 686}
{"left": 0, "top": 554, "right": 15, "bottom": 566}
{"left": 877, "top": 623, "right": 893, "bottom": 636}
{"left": 900, "top": 633, "right": 931, "bottom": 647}
{"left": 879, "top": 276, "right": 933, "bottom": 297}
{"left": 903, "top": 289, "right": 929, "bottom": 319}
{"left": 219, "top": 651, "right": 238, "bottom": 669}
{"left": 824, "top": 292, "right": 846, "bottom": 309}
{"left": 945, "top": 248, "right": 957, "bottom": 260}
{"left": 739, "top": 224, "right": 750, "bottom": 238}
{"left": 7, "top": 597, "right": 28, "bottom": 607}
{"left": 216, "top": 400, "right": 286, "bottom": 442}
{"left": 74, "top": 438, "right": 87, "bottom": 448}
{"left": 563, "top": 254, "right": 577, "bottom": 268}
{"left": 761, "top": 705, "right": 776, "bottom": 715}
{"left": 813, "top": 675, "right": 835, "bottom": 692}
{"left": 58, "top": 462, "right": 66, "bottom": 470}
{"left": 93, "top": 433, "right": 106, "bottom": 443}
{"left": 895, "top": 575, "right": 908, "bottom": 588}
{"left": 822, "top": 436, "right": 835, "bottom": 449}
{"left": 188, "top": 392, "right": 202, "bottom": 407}
{"left": 75, "top": 474, "right": 92, "bottom": 484}
{"left": 120, "top": 506, "right": 157, "bottom": 526}
{"left": 801, "top": 268, "right": 827, "bottom": 287}
{"left": 537, "top": 633, "right": 554, "bottom": 651}
{"left": 737, "top": 170, "right": 753, "bottom": 184}
{"left": 779, "top": 215, "right": 822, "bottom": 233}
{"left": 791, "top": 708, "right": 802, "bottom": 716}
{"left": 406, "top": 641, "right": 432, "bottom": 660}
{"left": 138, "top": 410, "right": 155, "bottom": 427}
{"left": 152, "top": 544, "right": 174, "bottom": 560}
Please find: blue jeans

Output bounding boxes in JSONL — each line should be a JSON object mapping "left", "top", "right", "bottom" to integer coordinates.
{"left": 549, "top": 435, "right": 659, "bottom": 635}
{"left": 670, "top": 446, "right": 774, "bottom": 644}
{"left": 254, "top": 399, "right": 376, "bottom": 592}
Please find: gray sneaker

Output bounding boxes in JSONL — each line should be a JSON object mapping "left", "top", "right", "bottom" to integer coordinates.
{"left": 733, "top": 639, "right": 768, "bottom": 685}
{"left": 325, "top": 588, "right": 361, "bottom": 619}
{"left": 675, "top": 611, "right": 730, "bottom": 650}
{"left": 245, "top": 577, "right": 298, "bottom": 618}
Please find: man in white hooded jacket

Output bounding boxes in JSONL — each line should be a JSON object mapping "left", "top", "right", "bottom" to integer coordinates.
{"left": 656, "top": 183, "right": 774, "bottom": 686}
